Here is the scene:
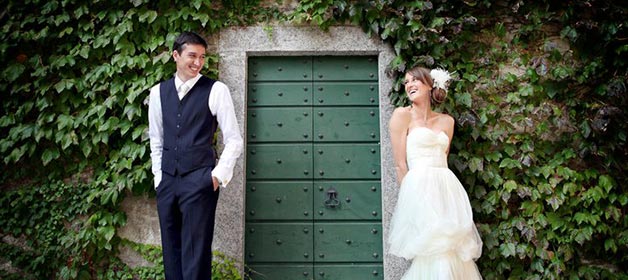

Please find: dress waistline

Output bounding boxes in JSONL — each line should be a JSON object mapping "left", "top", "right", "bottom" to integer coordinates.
{"left": 408, "top": 156, "right": 448, "bottom": 169}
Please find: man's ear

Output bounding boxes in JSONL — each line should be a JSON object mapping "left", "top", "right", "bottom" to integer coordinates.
{"left": 172, "top": 50, "right": 180, "bottom": 61}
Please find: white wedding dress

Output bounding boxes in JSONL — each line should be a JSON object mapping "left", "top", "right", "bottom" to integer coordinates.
{"left": 388, "top": 127, "right": 483, "bottom": 279}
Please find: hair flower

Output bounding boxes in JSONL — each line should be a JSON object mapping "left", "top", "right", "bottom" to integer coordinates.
{"left": 430, "top": 68, "right": 452, "bottom": 91}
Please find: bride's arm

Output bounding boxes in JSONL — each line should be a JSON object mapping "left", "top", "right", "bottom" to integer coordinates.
{"left": 441, "top": 114, "right": 455, "bottom": 155}
{"left": 389, "top": 107, "right": 410, "bottom": 184}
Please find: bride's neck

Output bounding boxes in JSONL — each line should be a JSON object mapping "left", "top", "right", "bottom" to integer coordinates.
{"left": 410, "top": 100, "right": 432, "bottom": 123}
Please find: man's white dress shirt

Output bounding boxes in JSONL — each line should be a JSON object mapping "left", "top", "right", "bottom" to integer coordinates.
{"left": 148, "top": 73, "right": 243, "bottom": 189}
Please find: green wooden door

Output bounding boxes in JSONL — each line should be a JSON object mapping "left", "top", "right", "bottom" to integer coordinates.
{"left": 245, "top": 56, "right": 382, "bottom": 280}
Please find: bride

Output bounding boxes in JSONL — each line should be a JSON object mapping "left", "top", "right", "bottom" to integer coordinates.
{"left": 388, "top": 66, "right": 483, "bottom": 279}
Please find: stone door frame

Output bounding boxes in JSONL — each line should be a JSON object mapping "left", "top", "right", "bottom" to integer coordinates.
{"left": 215, "top": 25, "right": 404, "bottom": 279}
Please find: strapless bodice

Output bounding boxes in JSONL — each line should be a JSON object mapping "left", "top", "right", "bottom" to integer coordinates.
{"left": 406, "top": 127, "right": 449, "bottom": 169}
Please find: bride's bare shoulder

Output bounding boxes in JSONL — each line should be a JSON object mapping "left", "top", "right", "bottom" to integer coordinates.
{"left": 434, "top": 112, "right": 455, "bottom": 133}
{"left": 435, "top": 112, "right": 454, "bottom": 123}
{"left": 391, "top": 106, "right": 411, "bottom": 118}
{"left": 390, "top": 106, "right": 411, "bottom": 128}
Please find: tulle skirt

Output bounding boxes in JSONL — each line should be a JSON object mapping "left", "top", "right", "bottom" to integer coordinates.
{"left": 388, "top": 166, "right": 483, "bottom": 280}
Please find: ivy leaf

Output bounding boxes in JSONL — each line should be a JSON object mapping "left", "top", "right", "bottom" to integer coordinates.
{"left": 78, "top": 45, "right": 90, "bottom": 59}
{"left": 546, "top": 212, "right": 565, "bottom": 231}
{"left": 54, "top": 79, "right": 72, "bottom": 93}
{"left": 463, "top": 73, "right": 479, "bottom": 82}
{"left": 3, "top": 64, "right": 26, "bottom": 82}
{"left": 573, "top": 227, "right": 593, "bottom": 245}
{"left": 103, "top": 225, "right": 116, "bottom": 243}
{"left": 390, "top": 55, "right": 406, "bottom": 72}
{"left": 551, "top": 66, "right": 571, "bottom": 80}
{"left": 574, "top": 212, "right": 600, "bottom": 226}
{"left": 519, "top": 84, "right": 534, "bottom": 97}
{"left": 604, "top": 206, "right": 621, "bottom": 222}
{"left": 504, "top": 145, "right": 516, "bottom": 156}
{"left": 560, "top": 25, "right": 578, "bottom": 42}
{"left": 80, "top": 141, "right": 93, "bottom": 157}
{"left": 539, "top": 165, "right": 553, "bottom": 179}
{"left": 0, "top": 115, "right": 16, "bottom": 127}
{"left": 456, "top": 92, "right": 472, "bottom": 108}
{"left": 484, "top": 151, "right": 502, "bottom": 162}
{"left": 129, "top": 0, "right": 142, "bottom": 7}
{"left": 6, "top": 145, "right": 26, "bottom": 163}
{"left": 34, "top": 127, "right": 50, "bottom": 143}
{"left": 59, "top": 26, "right": 73, "bottom": 37}
{"left": 521, "top": 201, "right": 542, "bottom": 216}
{"left": 546, "top": 195, "right": 564, "bottom": 210}
{"left": 93, "top": 132, "right": 110, "bottom": 144}
{"left": 152, "top": 51, "right": 171, "bottom": 65}
{"left": 98, "top": 117, "right": 119, "bottom": 132}
{"left": 60, "top": 131, "right": 75, "bottom": 149}
{"left": 138, "top": 145, "right": 146, "bottom": 158}
{"left": 503, "top": 180, "right": 517, "bottom": 192}
{"left": 393, "top": 40, "right": 403, "bottom": 56}
{"left": 113, "top": 212, "right": 127, "bottom": 226}
{"left": 597, "top": 175, "right": 613, "bottom": 193}
{"left": 381, "top": 22, "right": 393, "bottom": 40}
{"left": 57, "top": 114, "right": 74, "bottom": 130}
{"left": 54, "top": 14, "right": 70, "bottom": 26}
{"left": 499, "top": 158, "right": 522, "bottom": 169}
{"left": 101, "top": 188, "right": 116, "bottom": 205}
{"left": 500, "top": 242, "right": 516, "bottom": 257}
{"left": 132, "top": 126, "right": 146, "bottom": 140}
{"left": 0, "top": 139, "right": 14, "bottom": 154}
{"left": 468, "top": 157, "right": 483, "bottom": 172}
{"left": 583, "top": 186, "right": 604, "bottom": 203}
{"left": 407, "top": 19, "right": 421, "bottom": 32}
{"left": 42, "top": 147, "right": 60, "bottom": 165}
{"left": 139, "top": 10, "right": 158, "bottom": 23}
{"left": 59, "top": 267, "right": 75, "bottom": 279}
{"left": 191, "top": 0, "right": 202, "bottom": 10}
{"left": 561, "top": 182, "right": 578, "bottom": 196}
{"left": 119, "top": 120, "right": 132, "bottom": 136}
{"left": 429, "top": 17, "right": 445, "bottom": 29}
{"left": 556, "top": 166, "right": 575, "bottom": 179}
{"left": 604, "top": 239, "right": 617, "bottom": 253}
{"left": 194, "top": 13, "right": 210, "bottom": 28}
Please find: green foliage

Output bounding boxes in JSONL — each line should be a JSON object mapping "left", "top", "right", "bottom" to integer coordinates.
{"left": 1, "top": 0, "right": 626, "bottom": 279}
{"left": 290, "top": 0, "right": 628, "bottom": 279}
{"left": 212, "top": 251, "right": 243, "bottom": 280}
{"left": 0, "top": 0, "right": 277, "bottom": 278}
{"left": 0, "top": 181, "right": 242, "bottom": 279}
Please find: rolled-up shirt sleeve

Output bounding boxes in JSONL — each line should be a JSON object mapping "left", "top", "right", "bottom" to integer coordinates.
{"left": 209, "top": 81, "right": 243, "bottom": 188}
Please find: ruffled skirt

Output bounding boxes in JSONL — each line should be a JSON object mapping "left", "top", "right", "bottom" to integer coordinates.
{"left": 388, "top": 166, "right": 483, "bottom": 279}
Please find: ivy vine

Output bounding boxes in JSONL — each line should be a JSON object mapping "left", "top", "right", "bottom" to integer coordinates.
{"left": 292, "top": 0, "right": 627, "bottom": 279}
{"left": 1, "top": 0, "right": 626, "bottom": 279}
{"left": 0, "top": 0, "right": 275, "bottom": 278}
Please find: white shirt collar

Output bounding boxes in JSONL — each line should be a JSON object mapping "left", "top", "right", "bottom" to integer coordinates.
{"left": 174, "top": 73, "right": 202, "bottom": 93}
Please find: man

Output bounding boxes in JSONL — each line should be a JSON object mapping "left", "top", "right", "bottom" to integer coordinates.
{"left": 148, "top": 31, "right": 243, "bottom": 279}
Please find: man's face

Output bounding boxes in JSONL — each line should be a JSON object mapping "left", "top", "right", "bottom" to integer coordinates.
{"left": 173, "top": 43, "right": 206, "bottom": 82}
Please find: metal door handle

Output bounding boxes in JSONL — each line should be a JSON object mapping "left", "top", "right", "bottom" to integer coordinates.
{"left": 324, "top": 187, "right": 340, "bottom": 208}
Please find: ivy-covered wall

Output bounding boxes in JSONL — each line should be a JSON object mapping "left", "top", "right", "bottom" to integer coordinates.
{"left": 0, "top": 0, "right": 275, "bottom": 279}
{"left": 1, "top": 0, "right": 626, "bottom": 279}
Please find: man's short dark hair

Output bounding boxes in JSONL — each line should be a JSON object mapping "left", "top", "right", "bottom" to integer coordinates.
{"left": 173, "top": 32, "right": 208, "bottom": 53}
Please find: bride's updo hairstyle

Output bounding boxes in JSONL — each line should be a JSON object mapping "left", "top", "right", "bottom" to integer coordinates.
{"left": 406, "top": 66, "right": 451, "bottom": 104}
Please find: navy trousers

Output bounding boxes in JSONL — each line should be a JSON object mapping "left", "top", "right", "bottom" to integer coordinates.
{"left": 156, "top": 166, "right": 219, "bottom": 280}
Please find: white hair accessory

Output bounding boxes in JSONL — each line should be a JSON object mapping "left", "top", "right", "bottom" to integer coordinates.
{"left": 430, "top": 68, "right": 452, "bottom": 91}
